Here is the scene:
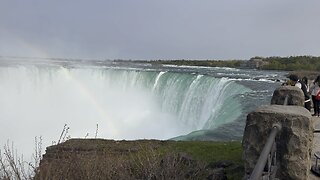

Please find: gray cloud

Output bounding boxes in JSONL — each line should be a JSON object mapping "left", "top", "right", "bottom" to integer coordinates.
{"left": 1, "top": 0, "right": 320, "bottom": 60}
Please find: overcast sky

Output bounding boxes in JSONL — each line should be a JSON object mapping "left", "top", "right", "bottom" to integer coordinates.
{"left": 1, "top": 0, "right": 320, "bottom": 60}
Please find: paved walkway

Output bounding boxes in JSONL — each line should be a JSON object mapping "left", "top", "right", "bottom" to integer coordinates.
{"left": 309, "top": 116, "right": 320, "bottom": 179}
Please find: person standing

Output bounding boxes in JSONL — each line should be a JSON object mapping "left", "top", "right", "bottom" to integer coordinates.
{"left": 302, "top": 77, "right": 309, "bottom": 92}
{"left": 287, "top": 74, "right": 311, "bottom": 111}
{"left": 310, "top": 75, "right": 320, "bottom": 116}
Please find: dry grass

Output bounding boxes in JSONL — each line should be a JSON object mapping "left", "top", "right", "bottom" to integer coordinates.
{"left": 1, "top": 138, "right": 243, "bottom": 179}
{"left": 36, "top": 146, "right": 213, "bottom": 179}
{"left": 0, "top": 137, "right": 42, "bottom": 180}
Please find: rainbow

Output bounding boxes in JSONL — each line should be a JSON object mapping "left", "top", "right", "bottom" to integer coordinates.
{"left": 60, "top": 67, "right": 118, "bottom": 136}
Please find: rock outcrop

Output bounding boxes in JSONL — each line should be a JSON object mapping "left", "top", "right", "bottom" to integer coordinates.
{"left": 271, "top": 86, "right": 304, "bottom": 106}
{"left": 242, "top": 105, "right": 313, "bottom": 179}
{"left": 37, "top": 139, "right": 238, "bottom": 179}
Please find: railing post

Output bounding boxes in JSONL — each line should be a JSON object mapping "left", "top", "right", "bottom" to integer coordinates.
{"left": 249, "top": 124, "right": 281, "bottom": 179}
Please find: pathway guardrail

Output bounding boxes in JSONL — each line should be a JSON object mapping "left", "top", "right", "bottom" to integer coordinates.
{"left": 249, "top": 124, "right": 281, "bottom": 180}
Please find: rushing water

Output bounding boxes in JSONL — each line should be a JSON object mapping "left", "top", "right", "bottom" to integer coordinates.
{"left": 0, "top": 58, "right": 287, "bottom": 158}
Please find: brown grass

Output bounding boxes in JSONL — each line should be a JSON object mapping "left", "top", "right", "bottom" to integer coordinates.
{"left": 0, "top": 138, "right": 42, "bottom": 180}
{"left": 1, "top": 138, "right": 243, "bottom": 179}
{"left": 36, "top": 140, "right": 219, "bottom": 179}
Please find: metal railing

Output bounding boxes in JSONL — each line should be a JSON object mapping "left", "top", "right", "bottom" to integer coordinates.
{"left": 314, "top": 129, "right": 320, "bottom": 133}
{"left": 249, "top": 124, "right": 282, "bottom": 180}
{"left": 283, "top": 94, "right": 288, "bottom": 105}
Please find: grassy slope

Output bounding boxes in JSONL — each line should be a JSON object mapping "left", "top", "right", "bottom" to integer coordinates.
{"left": 166, "top": 141, "right": 244, "bottom": 179}
{"left": 41, "top": 139, "right": 244, "bottom": 179}
{"left": 166, "top": 141, "right": 243, "bottom": 164}
{"left": 54, "top": 139, "right": 243, "bottom": 164}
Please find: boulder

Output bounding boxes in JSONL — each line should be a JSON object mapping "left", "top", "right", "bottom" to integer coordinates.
{"left": 242, "top": 105, "right": 313, "bottom": 179}
{"left": 271, "top": 86, "right": 304, "bottom": 106}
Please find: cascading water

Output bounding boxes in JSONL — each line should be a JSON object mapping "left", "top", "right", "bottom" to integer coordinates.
{"left": 0, "top": 64, "right": 247, "bottom": 137}
{"left": 0, "top": 59, "right": 285, "bottom": 159}
{"left": 153, "top": 73, "right": 249, "bottom": 132}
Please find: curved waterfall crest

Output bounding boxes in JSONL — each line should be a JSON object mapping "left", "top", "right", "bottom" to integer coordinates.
{"left": 0, "top": 65, "right": 250, "bottom": 141}
{"left": 152, "top": 71, "right": 167, "bottom": 91}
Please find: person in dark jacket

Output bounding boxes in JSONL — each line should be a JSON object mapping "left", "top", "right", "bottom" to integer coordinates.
{"left": 288, "top": 74, "right": 311, "bottom": 111}
{"left": 301, "top": 77, "right": 309, "bottom": 92}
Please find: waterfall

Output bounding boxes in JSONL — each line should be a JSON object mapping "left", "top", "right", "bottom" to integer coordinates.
{"left": 152, "top": 71, "right": 166, "bottom": 91}
{"left": 0, "top": 64, "right": 251, "bottom": 156}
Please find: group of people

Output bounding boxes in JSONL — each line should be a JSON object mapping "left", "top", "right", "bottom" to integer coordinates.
{"left": 284, "top": 74, "right": 320, "bottom": 116}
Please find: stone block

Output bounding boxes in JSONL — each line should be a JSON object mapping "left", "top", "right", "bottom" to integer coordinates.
{"left": 242, "top": 105, "right": 313, "bottom": 179}
{"left": 271, "top": 86, "right": 304, "bottom": 106}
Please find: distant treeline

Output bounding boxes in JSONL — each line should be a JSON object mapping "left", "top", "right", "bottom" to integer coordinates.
{"left": 146, "top": 59, "right": 243, "bottom": 68}
{"left": 260, "top": 56, "right": 320, "bottom": 71}
{"left": 135, "top": 56, "right": 320, "bottom": 71}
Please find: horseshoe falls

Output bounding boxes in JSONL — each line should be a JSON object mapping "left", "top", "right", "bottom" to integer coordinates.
{"left": 0, "top": 59, "right": 285, "bottom": 157}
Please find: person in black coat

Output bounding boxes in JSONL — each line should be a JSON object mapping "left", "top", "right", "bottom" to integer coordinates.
{"left": 287, "top": 74, "right": 311, "bottom": 111}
